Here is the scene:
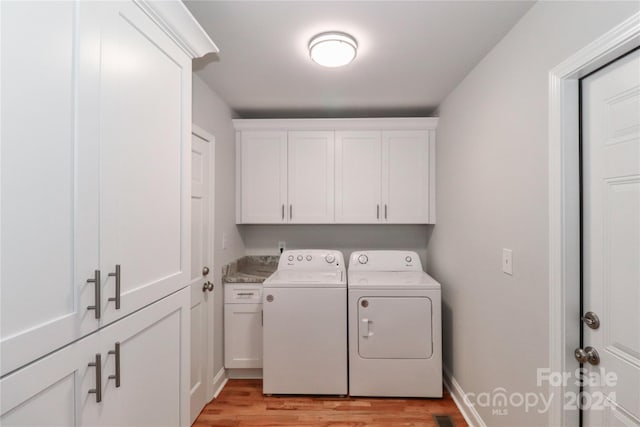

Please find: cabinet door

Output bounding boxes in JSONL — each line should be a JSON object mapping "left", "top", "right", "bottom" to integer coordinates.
{"left": 224, "top": 303, "right": 263, "bottom": 369}
{"left": 98, "top": 1, "right": 192, "bottom": 325}
{"left": 0, "top": 333, "right": 96, "bottom": 427}
{"left": 382, "top": 131, "right": 432, "bottom": 223}
{"left": 0, "top": 0, "right": 99, "bottom": 376}
{"left": 288, "top": 131, "right": 334, "bottom": 223}
{"left": 81, "top": 288, "right": 190, "bottom": 427}
{"left": 335, "top": 131, "right": 382, "bottom": 223}
{"left": 240, "top": 131, "right": 288, "bottom": 223}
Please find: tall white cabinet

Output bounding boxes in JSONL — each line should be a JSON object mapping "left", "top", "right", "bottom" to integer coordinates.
{"left": 235, "top": 119, "right": 437, "bottom": 224}
{"left": 0, "top": 1, "right": 217, "bottom": 425}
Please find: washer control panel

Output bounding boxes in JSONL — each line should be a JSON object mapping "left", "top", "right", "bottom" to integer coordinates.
{"left": 349, "top": 250, "right": 423, "bottom": 272}
{"left": 278, "top": 249, "right": 344, "bottom": 270}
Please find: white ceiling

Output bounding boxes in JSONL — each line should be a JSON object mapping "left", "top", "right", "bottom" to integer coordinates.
{"left": 186, "top": 1, "right": 534, "bottom": 118}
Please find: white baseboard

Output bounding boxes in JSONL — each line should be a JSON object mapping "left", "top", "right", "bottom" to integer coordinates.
{"left": 443, "top": 366, "right": 486, "bottom": 427}
{"left": 211, "top": 368, "right": 228, "bottom": 398}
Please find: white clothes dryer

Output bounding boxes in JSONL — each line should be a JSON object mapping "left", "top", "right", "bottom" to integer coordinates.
{"left": 348, "top": 250, "right": 442, "bottom": 397}
{"left": 262, "top": 249, "right": 347, "bottom": 395}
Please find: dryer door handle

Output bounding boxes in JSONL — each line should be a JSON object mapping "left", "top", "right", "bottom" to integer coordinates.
{"left": 361, "top": 318, "right": 373, "bottom": 338}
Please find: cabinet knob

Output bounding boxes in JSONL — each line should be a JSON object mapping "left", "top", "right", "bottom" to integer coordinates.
{"left": 202, "top": 281, "right": 214, "bottom": 292}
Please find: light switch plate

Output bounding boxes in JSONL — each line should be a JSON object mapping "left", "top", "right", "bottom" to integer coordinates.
{"left": 502, "top": 248, "right": 513, "bottom": 275}
{"left": 278, "top": 241, "right": 286, "bottom": 253}
{"left": 222, "top": 233, "right": 228, "bottom": 250}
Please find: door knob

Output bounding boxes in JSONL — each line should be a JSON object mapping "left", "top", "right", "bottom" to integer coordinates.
{"left": 202, "top": 281, "right": 214, "bottom": 292}
{"left": 574, "top": 346, "right": 600, "bottom": 365}
{"left": 202, "top": 266, "right": 210, "bottom": 276}
{"left": 581, "top": 311, "right": 600, "bottom": 329}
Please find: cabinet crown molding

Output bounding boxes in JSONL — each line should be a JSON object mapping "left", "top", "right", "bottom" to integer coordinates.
{"left": 233, "top": 117, "right": 438, "bottom": 131}
{"left": 135, "top": 0, "right": 218, "bottom": 58}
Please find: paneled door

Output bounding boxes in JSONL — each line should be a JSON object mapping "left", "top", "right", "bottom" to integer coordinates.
{"left": 382, "top": 131, "right": 433, "bottom": 223}
{"left": 0, "top": 0, "right": 98, "bottom": 376}
{"left": 335, "top": 131, "right": 382, "bottom": 223}
{"left": 189, "top": 128, "right": 215, "bottom": 423}
{"left": 288, "top": 131, "right": 335, "bottom": 223}
{"left": 98, "top": 1, "right": 191, "bottom": 325}
{"left": 582, "top": 49, "right": 640, "bottom": 426}
{"left": 240, "top": 131, "right": 288, "bottom": 223}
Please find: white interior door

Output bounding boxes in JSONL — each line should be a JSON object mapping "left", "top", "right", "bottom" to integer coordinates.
{"left": 582, "top": 49, "right": 640, "bottom": 426}
{"left": 189, "top": 130, "right": 215, "bottom": 423}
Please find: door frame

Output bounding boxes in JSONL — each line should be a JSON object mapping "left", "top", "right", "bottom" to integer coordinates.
{"left": 191, "top": 124, "right": 216, "bottom": 399}
{"left": 547, "top": 12, "right": 639, "bottom": 427}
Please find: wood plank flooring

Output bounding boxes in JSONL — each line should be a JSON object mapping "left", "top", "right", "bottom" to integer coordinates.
{"left": 193, "top": 379, "right": 468, "bottom": 427}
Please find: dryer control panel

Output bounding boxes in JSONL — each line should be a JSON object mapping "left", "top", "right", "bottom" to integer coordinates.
{"left": 278, "top": 249, "right": 345, "bottom": 270}
{"left": 349, "top": 250, "right": 423, "bottom": 272}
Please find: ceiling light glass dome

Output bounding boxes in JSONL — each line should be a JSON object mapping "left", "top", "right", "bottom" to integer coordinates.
{"left": 308, "top": 32, "right": 357, "bottom": 68}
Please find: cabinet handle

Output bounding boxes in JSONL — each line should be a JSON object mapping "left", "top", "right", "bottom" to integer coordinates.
{"left": 108, "top": 342, "right": 121, "bottom": 388}
{"left": 385, "top": 204, "right": 388, "bottom": 220}
{"left": 289, "top": 204, "right": 293, "bottom": 220}
{"left": 261, "top": 309, "right": 263, "bottom": 326}
{"left": 376, "top": 204, "right": 380, "bottom": 219}
{"left": 237, "top": 292, "right": 254, "bottom": 296}
{"left": 88, "top": 353, "right": 102, "bottom": 403}
{"left": 86, "top": 270, "right": 101, "bottom": 319}
{"left": 108, "top": 264, "right": 121, "bottom": 310}
{"left": 281, "top": 204, "right": 284, "bottom": 220}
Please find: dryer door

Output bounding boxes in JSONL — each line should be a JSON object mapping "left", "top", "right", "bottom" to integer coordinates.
{"left": 358, "top": 296, "right": 432, "bottom": 359}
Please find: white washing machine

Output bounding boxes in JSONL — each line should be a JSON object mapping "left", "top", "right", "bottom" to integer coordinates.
{"left": 262, "top": 249, "right": 347, "bottom": 395}
{"left": 348, "top": 250, "right": 442, "bottom": 397}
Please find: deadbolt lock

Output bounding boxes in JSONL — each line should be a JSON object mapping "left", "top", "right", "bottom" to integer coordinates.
{"left": 581, "top": 311, "right": 600, "bottom": 330}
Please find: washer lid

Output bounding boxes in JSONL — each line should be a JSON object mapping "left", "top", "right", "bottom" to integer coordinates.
{"left": 347, "top": 271, "right": 440, "bottom": 290}
{"left": 264, "top": 270, "right": 346, "bottom": 288}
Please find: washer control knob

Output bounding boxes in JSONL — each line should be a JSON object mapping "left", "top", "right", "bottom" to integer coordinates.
{"left": 325, "top": 254, "right": 335, "bottom": 263}
{"left": 306, "top": 255, "right": 312, "bottom": 261}
{"left": 297, "top": 255, "right": 303, "bottom": 261}
{"left": 358, "top": 254, "right": 368, "bottom": 265}
{"left": 288, "top": 255, "right": 294, "bottom": 261}
{"left": 405, "top": 256, "right": 412, "bottom": 263}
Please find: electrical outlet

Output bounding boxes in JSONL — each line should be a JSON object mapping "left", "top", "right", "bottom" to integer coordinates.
{"left": 278, "top": 241, "right": 286, "bottom": 253}
{"left": 502, "top": 248, "right": 513, "bottom": 275}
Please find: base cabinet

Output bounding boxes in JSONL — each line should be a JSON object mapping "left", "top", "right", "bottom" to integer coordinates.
{"left": 224, "top": 284, "right": 263, "bottom": 371}
{"left": 0, "top": 289, "right": 190, "bottom": 427}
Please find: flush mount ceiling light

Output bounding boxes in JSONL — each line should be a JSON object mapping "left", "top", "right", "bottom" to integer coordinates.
{"left": 308, "top": 32, "right": 358, "bottom": 68}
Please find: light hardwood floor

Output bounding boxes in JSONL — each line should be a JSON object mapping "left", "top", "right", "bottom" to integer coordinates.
{"left": 193, "top": 379, "right": 468, "bottom": 427}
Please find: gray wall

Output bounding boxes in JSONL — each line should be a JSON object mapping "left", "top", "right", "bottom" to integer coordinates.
{"left": 240, "top": 225, "right": 432, "bottom": 268}
{"left": 427, "top": 2, "right": 639, "bottom": 426}
{"left": 192, "top": 74, "right": 246, "bottom": 377}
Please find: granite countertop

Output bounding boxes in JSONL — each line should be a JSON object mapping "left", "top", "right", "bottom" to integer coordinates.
{"left": 222, "top": 255, "right": 279, "bottom": 284}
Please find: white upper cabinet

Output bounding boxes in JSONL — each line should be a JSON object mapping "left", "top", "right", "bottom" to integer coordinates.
{"left": 382, "top": 130, "right": 435, "bottom": 223}
{"left": 0, "top": 0, "right": 217, "bottom": 377}
{"left": 335, "top": 131, "right": 383, "bottom": 223}
{"left": 235, "top": 119, "right": 437, "bottom": 225}
{"left": 239, "top": 131, "right": 288, "bottom": 223}
{"left": 238, "top": 130, "right": 335, "bottom": 224}
{"left": 288, "top": 131, "right": 335, "bottom": 223}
